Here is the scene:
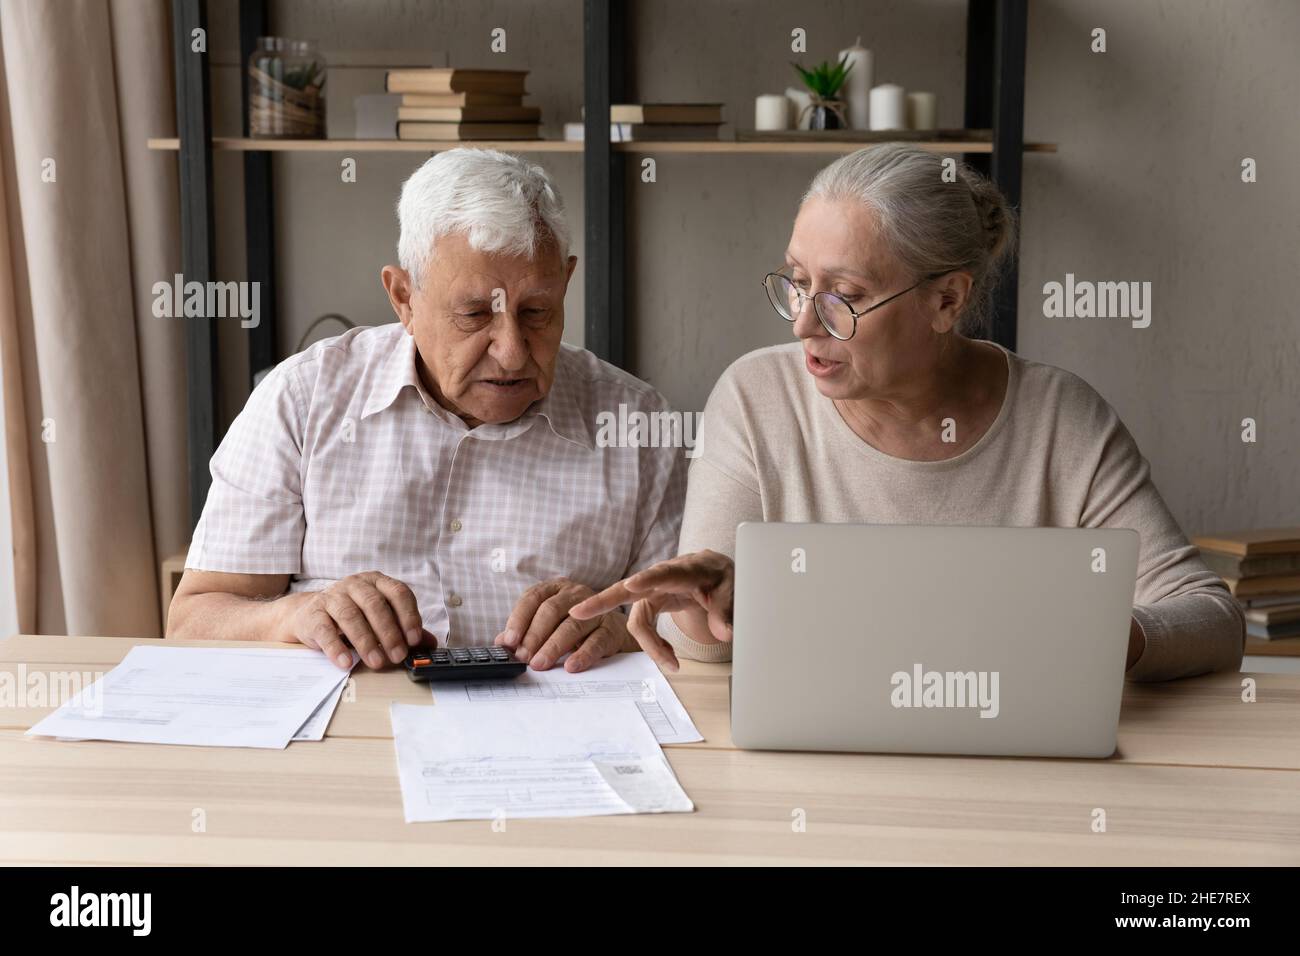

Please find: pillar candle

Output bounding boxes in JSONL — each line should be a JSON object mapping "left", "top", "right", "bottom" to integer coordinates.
{"left": 869, "top": 83, "right": 906, "bottom": 131}
{"left": 907, "top": 91, "right": 938, "bottom": 131}
{"left": 755, "top": 94, "right": 790, "bottom": 131}
{"left": 837, "top": 37, "right": 874, "bottom": 130}
{"left": 785, "top": 86, "right": 813, "bottom": 130}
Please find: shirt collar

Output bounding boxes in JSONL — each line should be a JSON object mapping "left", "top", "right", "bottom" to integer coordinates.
{"left": 360, "top": 329, "right": 595, "bottom": 450}
{"left": 527, "top": 346, "right": 594, "bottom": 450}
{"left": 360, "top": 327, "right": 430, "bottom": 420}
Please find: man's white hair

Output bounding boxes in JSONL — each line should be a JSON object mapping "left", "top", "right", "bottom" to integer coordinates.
{"left": 396, "top": 148, "right": 570, "bottom": 286}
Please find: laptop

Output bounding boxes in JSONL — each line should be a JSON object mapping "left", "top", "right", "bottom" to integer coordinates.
{"left": 730, "top": 523, "right": 1140, "bottom": 758}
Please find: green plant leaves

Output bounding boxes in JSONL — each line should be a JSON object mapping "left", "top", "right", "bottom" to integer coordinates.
{"left": 790, "top": 53, "right": 854, "bottom": 98}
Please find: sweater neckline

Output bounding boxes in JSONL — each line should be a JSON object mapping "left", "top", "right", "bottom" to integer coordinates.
{"left": 820, "top": 339, "right": 1019, "bottom": 470}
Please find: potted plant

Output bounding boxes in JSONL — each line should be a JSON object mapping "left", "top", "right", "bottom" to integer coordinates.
{"left": 792, "top": 54, "right": 854, "bottom": 130}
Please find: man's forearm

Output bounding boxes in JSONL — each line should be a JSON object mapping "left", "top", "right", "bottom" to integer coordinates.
{"left": 167, "top": 590, "right": 311, "bottom": 644}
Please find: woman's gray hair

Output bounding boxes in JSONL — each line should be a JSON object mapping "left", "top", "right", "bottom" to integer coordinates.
{"left": 802, "top": 143, "right": 1017, "bottom": 336}
{"left": 396, "top": 147, "right": 570, "bottom": 287}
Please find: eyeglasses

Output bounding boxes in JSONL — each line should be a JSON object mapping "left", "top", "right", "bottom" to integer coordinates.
{"left": 762, "top": 271, "right": 936, "bottom": 340}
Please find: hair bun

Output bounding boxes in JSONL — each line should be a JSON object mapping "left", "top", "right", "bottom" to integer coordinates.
{"left": 966, "top": 175, "right": 1017, "bottom": 266}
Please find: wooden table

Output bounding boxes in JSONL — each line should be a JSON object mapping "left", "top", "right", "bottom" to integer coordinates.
{"left": 2, "top": 635, "right": 1298, "bottom": 865}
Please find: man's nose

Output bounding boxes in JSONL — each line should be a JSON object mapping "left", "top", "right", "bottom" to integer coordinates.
{"left": 489, "top": 314, "right": 529, "bottom": 370}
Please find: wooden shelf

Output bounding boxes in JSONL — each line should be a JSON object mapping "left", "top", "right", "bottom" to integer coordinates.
{"left": 147, "top": 136, "right": 1057, "bottom": 155}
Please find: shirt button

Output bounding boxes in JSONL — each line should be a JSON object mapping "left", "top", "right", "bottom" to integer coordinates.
{"left": 447, "top": 592, "right": 463, "bottom": 608}
{"left": 450, "top": 519, "right": 462, "bottom": 533}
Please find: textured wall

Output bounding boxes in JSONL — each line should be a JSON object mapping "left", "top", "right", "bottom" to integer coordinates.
{"left": 1018, "top": 0, "right": 1299, "bottom": 533}
{"left": 207, "top": 0, "right": 1297, "bottom": 537}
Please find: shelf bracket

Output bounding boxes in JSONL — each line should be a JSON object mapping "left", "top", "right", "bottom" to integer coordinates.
{"left": 172, "top": 0, "right": 218, "bottom": 531}
{"left": 964, "top": 0, "right": 1026, "bottom": 352}
{"left": 239, "top": 0, "right": 279, "bottom": 388}
{"left": 583, "top": 0, "right": 628, "bottom": 367}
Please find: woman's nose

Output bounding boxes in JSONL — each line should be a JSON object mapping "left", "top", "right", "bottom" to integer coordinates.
{"left": 791, "top": 295, "right": 825, "bottom": 338}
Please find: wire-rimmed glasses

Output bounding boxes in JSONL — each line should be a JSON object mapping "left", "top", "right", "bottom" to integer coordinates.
{"left": 762, "top": 271, "right": 934, "bottom": 340}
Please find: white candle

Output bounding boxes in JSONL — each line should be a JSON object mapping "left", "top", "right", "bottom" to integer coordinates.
{"left": 785, "top": 86, "right": 813, "bottom": 130}
{"left": 755, "top": 94, "right": 790, "bottom": 131}
{"left": 869, "top": 83, "right": 906, "bottom": 131}
{"left": 838, "top": 37, "right": 874, "bottom": 130}
{"left": 907, "top": 91, "right": 938, "bottom": 131}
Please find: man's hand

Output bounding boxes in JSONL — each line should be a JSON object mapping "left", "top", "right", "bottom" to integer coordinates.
{"left": 496, "top": 578, "right": 628, "bottom": 672}
{"left": 570, "top": 551, "right": 736, "bottom": 673}
{"left": 283, "top": 570, "right": 430, "bottom": 671}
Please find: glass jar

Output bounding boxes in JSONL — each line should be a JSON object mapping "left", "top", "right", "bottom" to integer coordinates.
{"left": 248, "top": 37, "right": 326, "bottom": 138}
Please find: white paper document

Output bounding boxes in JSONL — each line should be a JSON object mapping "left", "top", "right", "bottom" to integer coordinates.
{"left": 428, "top": 651, "right": 703, "bottom": 744}
{"left": 28, "top": 646, "right": 352, "bottom": 750}
{"left": 293, "top": 673, "right": 350, "bottom": 741}
{"left": 390, "top": 699, "right": 694, "bottom": 823}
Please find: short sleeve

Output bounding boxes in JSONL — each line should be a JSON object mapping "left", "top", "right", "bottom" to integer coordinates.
{"left": 186, "top": 362, "right": 308, "bottom": 574}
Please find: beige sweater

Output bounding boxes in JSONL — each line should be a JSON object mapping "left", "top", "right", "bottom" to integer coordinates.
{"left": 661, "top": 341, "right": 1244, "bottom": 681}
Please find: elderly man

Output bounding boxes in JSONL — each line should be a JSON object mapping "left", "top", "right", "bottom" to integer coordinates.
{"left": 167, "top": 149, "right": 685, "bottom": 674}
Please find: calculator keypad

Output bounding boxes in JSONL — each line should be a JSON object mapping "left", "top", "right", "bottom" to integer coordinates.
{"left": 405, "top": 644, "right": 525, "bottom": 681}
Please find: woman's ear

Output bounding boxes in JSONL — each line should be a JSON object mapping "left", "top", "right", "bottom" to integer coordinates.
{"left": 928, "top": 271, "right": 974, "bottom": 334}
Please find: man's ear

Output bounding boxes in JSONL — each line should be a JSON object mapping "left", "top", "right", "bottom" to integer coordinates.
{"left": 929, "top": 271, "right": 974, "bottom": 334}
{"left": 381, "top": 265, "right": 415, "bottom": 329}
{"left": 564, "top": 255, "right": 578, "bottom": 284}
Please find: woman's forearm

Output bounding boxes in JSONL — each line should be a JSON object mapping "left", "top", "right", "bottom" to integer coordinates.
{"left": 1124, "top": 588, "right": 1245, "bottom": 681}
{"left": 662, "top": 607, "right": 733, "bottom": 662}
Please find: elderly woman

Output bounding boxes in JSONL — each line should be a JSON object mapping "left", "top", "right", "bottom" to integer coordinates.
{"left": 574, "top": 143, "right": 1243, "bottom": 681}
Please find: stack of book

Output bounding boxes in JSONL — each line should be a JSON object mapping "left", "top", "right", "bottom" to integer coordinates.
{"left": 565, "top": 103, "right": 724, "bottom": 142}
{"left": 1194, "top": 527, "right": 1300, "bottom": 640}
{"left": 386, "top": 68, "right": 540, "bottom": 141}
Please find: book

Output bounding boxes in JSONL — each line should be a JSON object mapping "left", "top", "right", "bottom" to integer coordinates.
{"left": 1223, "top": 572, "right": 1300, "bottom": 599}
{"left": 1240, "top": 592, "right": 1300, "bottom": 609}
{"left": 1200, "top": 549, "right": 1300, "bottom": 579}
{"left": 1193, "top": 527, "right": 1300, "bottom": 558}
{"left": 397, "top": 121, "right": 541, "bottom": 141}
{"left": 1244, "top": 602, "right": 1300, "bottom": 626}
{"left": 564, "top": 121, "right": 721, "bottom": 142}
{"left": 607, "top": 103, "right": 724, "bottom": 124}
{"left": 397, "top": 105, "right": 541, "bottom": 123}
{"left": 1246, "top": 618, "right": 1300, "bottom": 640}
{"left": 386, "top": 68, "right": 528, "bottom": 96}
{"left": 398, "top": 91, "right": 525, "bottom": 107}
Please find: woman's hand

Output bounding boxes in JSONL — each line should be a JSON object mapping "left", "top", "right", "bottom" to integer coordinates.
{"left": 570, "top": 551, "right": 735, "bottom": 672}
{"left": 1126, "top": 616, "right": 1147, "bottom": 671}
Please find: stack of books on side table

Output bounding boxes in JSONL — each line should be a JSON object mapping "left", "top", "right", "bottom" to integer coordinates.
{"left": 1194, "top": 527, "right": 1300, "bottom": 642}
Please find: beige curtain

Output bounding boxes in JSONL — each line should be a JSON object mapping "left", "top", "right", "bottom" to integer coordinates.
{"left": 0, "top": 0, "right": 187, "bottom": 637}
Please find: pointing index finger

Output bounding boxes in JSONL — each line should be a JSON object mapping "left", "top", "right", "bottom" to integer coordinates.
{"left": 570, "top": 581, "right": 636, "bottom": 620}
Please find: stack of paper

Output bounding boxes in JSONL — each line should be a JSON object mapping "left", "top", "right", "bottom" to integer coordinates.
{"left": 427, "top": 651, "right": 703, "bottom": 744}
{"left": 26, "top": 646, "right": 354, "bottom": 749}
{"left": 391, "top": 652, "right": 699, "bottom": 822}
{"left": 391, "top": 699, "right": 694, "bottom": 823}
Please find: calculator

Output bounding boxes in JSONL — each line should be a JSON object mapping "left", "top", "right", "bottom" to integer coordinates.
{"left": 403, "top": 645, "right": 528, "bottom": 682}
